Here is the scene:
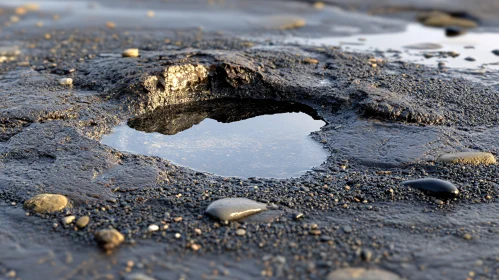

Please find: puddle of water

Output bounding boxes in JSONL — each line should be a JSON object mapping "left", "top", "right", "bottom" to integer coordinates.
{"left": 285, "top": 24, "right": 499, "bottom": 69}
{"left": 101, "top": 99, "right": 328, "bottom": 178}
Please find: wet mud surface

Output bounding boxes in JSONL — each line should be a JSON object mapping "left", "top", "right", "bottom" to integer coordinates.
{"left": 1, "top": 0, "right": 499, "bottom": 279}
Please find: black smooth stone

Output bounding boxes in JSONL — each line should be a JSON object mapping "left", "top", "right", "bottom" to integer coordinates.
{"left": 402, "top": 178, "right": 459, "bottom": 196}
{"left": 492, "top": 49, "right": 499, "bottom": 56}
{"left": 445, "top": 26, "right": 466, "bottom": 37}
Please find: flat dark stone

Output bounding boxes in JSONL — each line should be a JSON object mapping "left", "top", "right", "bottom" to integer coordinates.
{"left": 402, "top": 178, "right": 459, "bottom": 196}
{"left": 445, "top": 26, "right": 467, "bottom": 37}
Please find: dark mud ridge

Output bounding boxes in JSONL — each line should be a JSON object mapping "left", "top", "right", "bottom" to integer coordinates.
{"left": 1, "top": 27, "right": 499, "bottom": 279}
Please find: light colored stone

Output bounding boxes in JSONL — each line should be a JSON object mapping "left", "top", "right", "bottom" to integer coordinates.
{"left": 24, "top": 194, "right": 68, "bottom": 213}
{"left": 235, "top": 229, "right": 246, "bottom": 236}
{"left": 124, "top": 273, "right": 157, "bottom": 280}
{"left": 261, "top": 15, "right": 306, "bottom": 30}
{"left": 437, "top": 152, "right": 496, "bottom": 165}
{"left": 205, "top": 198, "right": 267, "bottom": 221}
{"left": 418, "top": 11, "right": 477, "bottom": 28}
{"left": 122, "top": 48, "right": 139, "bottom": 58}
{"left": 327, "top": 267, "right": 402, "bottom": 280}
{"left": 62, "top": 216, "right": 76, "bottom": 224}
{"left": 94, "top": 228, "right": 124, "bottom": 250}
{"left": 58, "top": 78, "right": 73, "bottom": 86}
{"left": 148, "top": 224, "right": 159, "bottom": 232}
{"left": 76, "top": 216, "right": 90, "bottom": 228}
{"left": 403, "top": 43, "right": 442, "bottom": 50}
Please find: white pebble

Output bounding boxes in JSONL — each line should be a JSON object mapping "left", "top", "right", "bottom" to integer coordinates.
{"left": 148, "top": 224, "right": 159, "bottom": 232}
{"left": 59, "top": 78, "right": 73, "bottom": 86}
{"left": 122, "top": 48, "right": 139, "bottom": 58}
{"left": 62, "top": 215, "right": 76, "bottom": 224}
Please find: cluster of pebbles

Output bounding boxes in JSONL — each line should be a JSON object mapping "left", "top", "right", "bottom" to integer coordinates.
{"left": 19, "top": 151, "right": 495, "bottom": 278}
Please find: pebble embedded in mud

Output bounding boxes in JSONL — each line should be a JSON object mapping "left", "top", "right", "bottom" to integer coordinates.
{"left": 58, "top": 78, "right": 73, "bottom": 86}
{"left": 122, "top": 48, "right": 139, "bottom": 57}
{"left": 235, "top": 228, "right": 246, "bottom": 236}
{"left": 403, "top": 43, "right": 442, "bottom": 50}
{"left": 23, "top": 194, "right": 68, "bottom": 213}
{"left": 95, "top": 228, "right": 125, "bottom": 250}
{"left": 437, "top": 152, "right": 496, "bottom": 165}
{"left": 326, "top": 267, "right": 402, "bottom": 280}
{"left": 148, "top": 224, "right": 159, "bottom": 232}
{"left": 76, "top": 216, "right": 90, "bottom": 228}
{"left": 205, "top": 198, "right": 267, "bottom": 221}
{"left": 418, "top": 11, "right": 478, "bottom": 28}
{"left": 445, "top": 26, "right": 466, "bottom": 37}
{"left": 261, "top": 15, "right": 306, "bottom": 30}
{"left": 62, "top": 215, "right": 76, "bottom": 224}
{"left": 303, "top": 57, "right": 319, "bottom": 64}
{"left": 402, "top": 178, "right": 459, "bottom": 196}
{"left": 124, "top": 273, "right": 157, "bottom": 280}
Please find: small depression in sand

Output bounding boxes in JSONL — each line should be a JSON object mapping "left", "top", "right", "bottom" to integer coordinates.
{"left": 101, "top": 99, "right": 328, "bottom": 178}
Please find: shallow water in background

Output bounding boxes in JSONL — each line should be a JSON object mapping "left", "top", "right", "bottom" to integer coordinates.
{"left": 285, "top": 24, "right": 499, "bottom": 69}
{"left": 101, "top": 99, "right": 328, "bottom": 178}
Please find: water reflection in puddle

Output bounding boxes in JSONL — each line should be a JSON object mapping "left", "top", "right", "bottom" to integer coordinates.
{"left": 101, "top": 99, "right": 328, "bottom": 178}
{"left": 285, "top": 24, "right": 499, "bottom": 69}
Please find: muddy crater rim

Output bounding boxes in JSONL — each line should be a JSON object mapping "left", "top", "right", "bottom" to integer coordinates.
{"left": 101, "top": 98, "right": 329, "bottom": 179}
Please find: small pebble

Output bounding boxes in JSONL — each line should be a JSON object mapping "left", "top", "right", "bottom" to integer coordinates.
{"left": 148, "top": 224, "right": 159, "bottom": 232}
{"left": 360, "top": 249, "right": 372, "bottom": 262}
{"left": 122, "top": 48, "right": 139, "bottom": 58}
{"left": 465, "top": 57, "right": 476, "bottom": 62}
{"left": 205, "top": 198, "right": 267, "bottom": 221}
{"left": 62, "top": 215, "right": 76, "bottom": 224}
{"left": 235, "top": 229, "right": 246, "bottom": 236}
{"left": 492, "top": 49, "right": 499, "bottom": 56}
{"left": 58, "top": 78, "right": 73, "bottom": 86}
{"left": 343, "top": 225, "right": 352, "bottom": 233}
{"left": 309, "top": 229, "right": 321, "bottom": 235}
{"left": 303, "top": 57, "right": 319, "bottom": 64}
{"left": 76, "top": 216, "right": 90, "bottom": 228}
{"left": 327, "top": 268, "right": 401, "bottom": 280}
{"left": 313, "top": 2, "right": 325, "bottom": 9}
{"left": 445, "top": 26, "right": 466, "bottom": 37}
{"left": 123, "top": 273, "right": 156, "bottom": 280}
{"left": 463, "top": 233, "right": 473, "bottom": 240}
{"left": 191, "top": 243, "right": 201, "bottom": 251}
{"left": 94, "top": 228, "right": 124, "bottom": 250}
{"left": 106, "top": 21, "right": 116, "bottom": 29}
{"left": 294, "top": 213, "right": 304, "bottom": 220}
